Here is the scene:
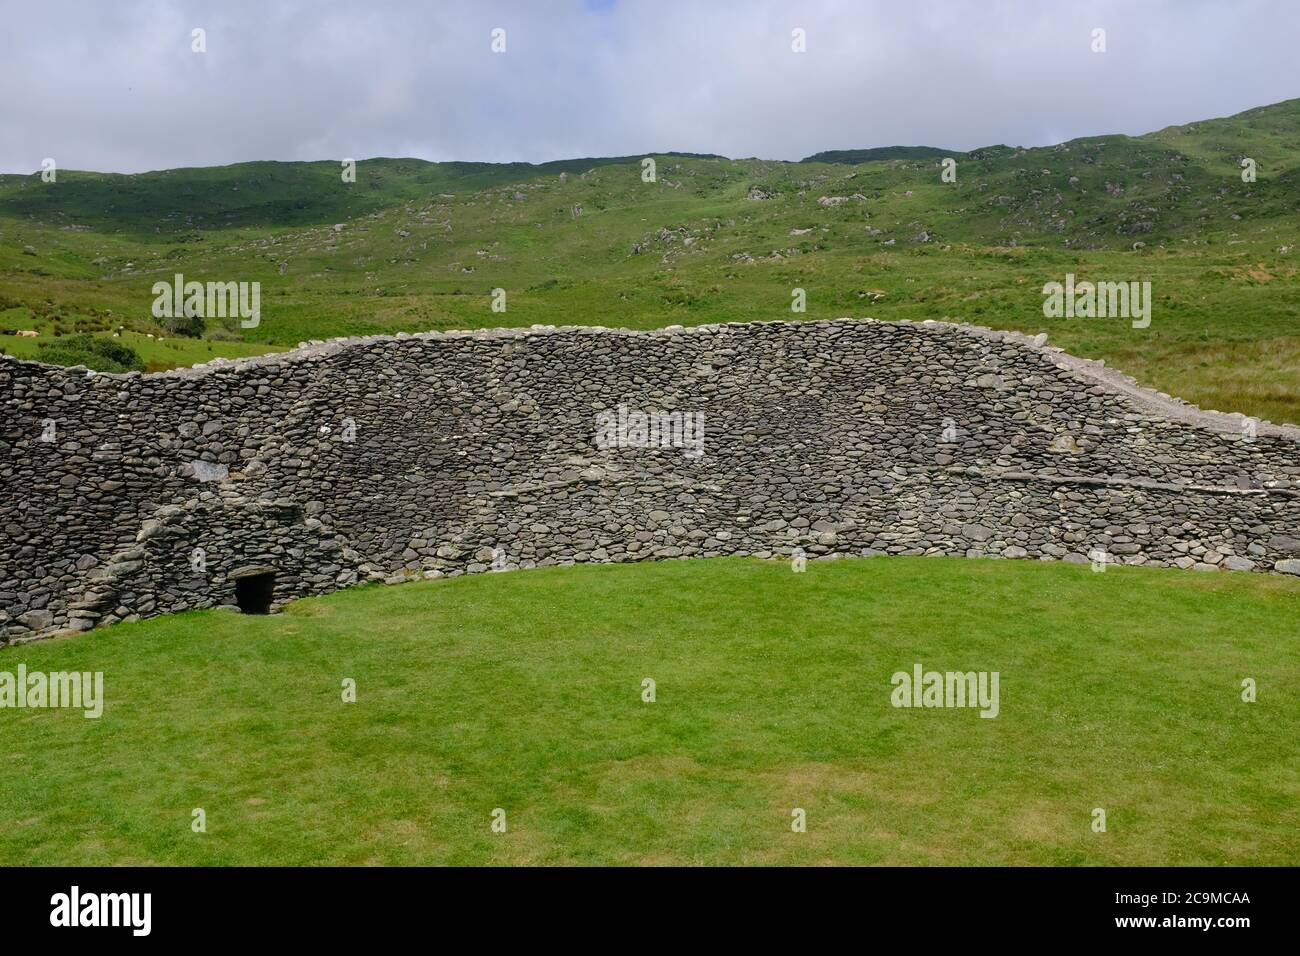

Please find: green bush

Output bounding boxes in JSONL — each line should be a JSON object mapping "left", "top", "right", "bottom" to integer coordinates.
{"left": 204, "top": 324, "right": 244, "bottom": 342}
{"left": 163, "top": 313, "right": 205, "bottom": 338}
{"left": 38, "top": 333, "right": 145, "bottom": 373}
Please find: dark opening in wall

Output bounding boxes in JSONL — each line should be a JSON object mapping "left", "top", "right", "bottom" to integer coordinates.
{"left": 233, "top": 571, "right": 276, "bottom": 614}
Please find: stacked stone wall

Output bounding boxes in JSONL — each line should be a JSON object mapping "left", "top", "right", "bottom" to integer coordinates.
{"left": 2, "top": 318, "right": 1297, "bottom": 642}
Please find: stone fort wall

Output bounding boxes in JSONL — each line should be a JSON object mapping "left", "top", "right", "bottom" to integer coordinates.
{"left": 2, "top": 317, "right": 1298, "bottom": 643}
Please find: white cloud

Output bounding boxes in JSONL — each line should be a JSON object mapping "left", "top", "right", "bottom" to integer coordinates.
{"left": 0, "top": 0, "right": 1295, "bottom": 173}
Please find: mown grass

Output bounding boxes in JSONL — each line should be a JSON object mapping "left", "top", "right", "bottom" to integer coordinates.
{"left": 1, "top": 556, "right": 1296, "bottom": 866}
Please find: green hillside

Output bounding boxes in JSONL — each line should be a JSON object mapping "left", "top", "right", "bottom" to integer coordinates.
{"left": 2, "top": 99, "right": 1297, "bottom": 422}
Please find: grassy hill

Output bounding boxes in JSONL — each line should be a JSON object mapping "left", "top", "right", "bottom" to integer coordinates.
{"left": 1, "top": 99, "right": 1297, "bottom": 422}
{"left": 2, "top": 556, "right": 1296, "bottom": 866}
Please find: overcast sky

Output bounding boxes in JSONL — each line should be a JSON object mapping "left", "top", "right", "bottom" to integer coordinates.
{"left": 2, "top": 0, "right": 1296, "bottom": 174}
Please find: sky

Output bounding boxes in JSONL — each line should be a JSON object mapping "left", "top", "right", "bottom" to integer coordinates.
{"left": 1, "top": 0, "right": 1297, "bottom": 174}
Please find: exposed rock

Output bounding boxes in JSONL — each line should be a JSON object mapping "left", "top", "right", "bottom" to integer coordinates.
{"left": 18, "top": 609, "right": 53, "bottom": 630}
{"left": 1047, "top": 434, "right": 1083, "bottom": 454}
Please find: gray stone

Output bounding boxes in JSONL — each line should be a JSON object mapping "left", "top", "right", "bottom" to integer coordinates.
{"left": 17, "top": 609, "right": 53, "bottom": 631}
{"left": 3, "top": 316, "right": 1296, "bottom": 645}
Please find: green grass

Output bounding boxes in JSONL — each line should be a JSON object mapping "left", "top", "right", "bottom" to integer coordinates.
{"left": 2, "top": 99, "right": 1298, "bottom": 421}
{"left": 2, "top": 556, "right": 1296, "bottom": 866}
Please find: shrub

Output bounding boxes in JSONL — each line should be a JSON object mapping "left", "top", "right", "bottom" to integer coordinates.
{"left": 38, "top": 333, "right": 145, "bottom": 373}
{"left": 204, "top": 323, "right": 243, "bottom": 342}
{"left": 163, "top": 313, "right": 205, "bottom": 338}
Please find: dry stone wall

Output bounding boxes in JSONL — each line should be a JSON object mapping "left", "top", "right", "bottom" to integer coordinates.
{"left": 2, "top": 317, "right": 1298, "bottom": 643}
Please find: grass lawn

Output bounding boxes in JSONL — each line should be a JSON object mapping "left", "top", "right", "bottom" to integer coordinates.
{"left": 1, "top": 556, "right": 1297, "bottom": 866}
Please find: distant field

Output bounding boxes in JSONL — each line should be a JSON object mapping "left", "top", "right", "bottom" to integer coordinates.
{"left": 2, "top": 100, "right": 1297, "bottom": 421}
{"left": 2, "top": 556, "right": 1296, "bottom": 866}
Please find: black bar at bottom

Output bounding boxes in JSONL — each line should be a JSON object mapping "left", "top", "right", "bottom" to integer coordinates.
{"left": 0, "top": 865, "right": 1285, "bottom": 941}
